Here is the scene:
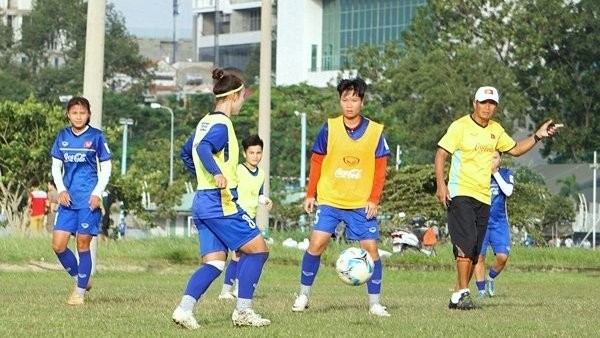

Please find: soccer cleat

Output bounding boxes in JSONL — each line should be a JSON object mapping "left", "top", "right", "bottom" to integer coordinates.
{"left": 369, "top": 303, "right": 391, "bottom": 317}
{"left": 172, "top": 307, "right": 200, "bottom": 330}
{"left": 291, "top": 294, "right": 309, "bottom": 312}
{"left": 67, "top": 290, "right": 84, "bottom": 306}
{"left": 67, "top": 285, "right": 84, "bottom": 305}
{"left": 218, "top": 292, "right": 236, "bottom": 300}
{"left": 486, "top": 278, "right": 496, "bottom": 297}
{"left": 448, "top": 291, "right": 481, "bottom": 310}
{"left": 231, "top": 308, "right": 271, "bottom": 327}
{"left": 477, "top": 290, "right": 486, "bottom": 299}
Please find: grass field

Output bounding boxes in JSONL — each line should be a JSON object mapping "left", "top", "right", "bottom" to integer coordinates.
{"left": 1, "top": 234, "right": 599, "bottom": 337}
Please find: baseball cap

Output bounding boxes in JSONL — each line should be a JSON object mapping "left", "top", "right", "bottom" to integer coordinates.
{"left": 474, "top": 86, "right": 499, "bottom": 104}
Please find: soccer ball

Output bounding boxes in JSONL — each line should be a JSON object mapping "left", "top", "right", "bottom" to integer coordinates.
{"left": 335, "top": 247, "right": 374, "bottom": 286}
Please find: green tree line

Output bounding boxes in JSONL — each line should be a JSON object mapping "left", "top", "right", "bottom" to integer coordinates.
{"left": 3, "top": 0, "right": 591, "bottom": 240}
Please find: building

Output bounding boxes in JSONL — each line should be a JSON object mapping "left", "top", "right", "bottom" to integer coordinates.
{"left": 192, "top": 0, "right": 270, "bottom": 71}
{"left": 276, "top": 0, "right": 426, "bottom": 87}
{"left": 0, "top": 0, "right": 32, "bottom": 43}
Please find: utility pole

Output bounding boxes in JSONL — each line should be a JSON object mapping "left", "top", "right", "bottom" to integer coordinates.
{"left": 83, "top": 0, "right": 105, "bottom": 128}
{"left": 256, "top": 0, "right": 272, "bottom": 231}
{"left": 83, "top": 0, "right": 106, "bottom": 276}
{"left": 172, "top": 0, "right": 179, "bottom": 64}
{"left": 214, "top": 0, "right": 219, "bottom": 66}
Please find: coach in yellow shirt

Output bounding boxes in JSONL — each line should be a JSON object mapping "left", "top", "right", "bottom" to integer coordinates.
{"left": 435, "top": 86, "right": 563, "bottom": 310}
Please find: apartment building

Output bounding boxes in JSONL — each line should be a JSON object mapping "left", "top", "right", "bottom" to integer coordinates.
{"left": 276, "top": 0, "right": 426, "bottom": 87}
{"left": 192, "top": 0, "right": 271, "bottom": 71}
{"left": 0, "top": 0, "right": 32, "bottom": 43}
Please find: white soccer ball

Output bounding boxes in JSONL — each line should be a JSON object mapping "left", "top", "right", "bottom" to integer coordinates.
{"left": 335, "top": 247, "right": 374, "bottom": 286}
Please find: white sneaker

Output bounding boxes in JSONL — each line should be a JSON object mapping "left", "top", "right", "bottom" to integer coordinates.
{"left": 218, "top": 292, "right": 236, "bottom": 300}
{"left": 292, "top": 294, "right": 309, "bottom": 312}
{"left": 231, "top": 308, "right": 271, "bottom": 327}
{"left": 172, "top": 307, "right": 200, "bottom": 330}
{"left": 369, "top": 304, "right": 390, "bottom": 317}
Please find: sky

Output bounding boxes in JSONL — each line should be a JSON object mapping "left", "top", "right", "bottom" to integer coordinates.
{"left": 108, "top": 0, "right": 193, "bottom": 39}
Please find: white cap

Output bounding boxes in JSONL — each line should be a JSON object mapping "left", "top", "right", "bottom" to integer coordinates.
{"left": 474, "top": 86, "right": 499, "bottom": 104}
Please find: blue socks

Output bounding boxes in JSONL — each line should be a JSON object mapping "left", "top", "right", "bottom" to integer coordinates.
{"left": 223, "top": 259, "right": 238, "bottom": 286}
{"left": 56, "top": 248, "right": 78, "bottom": 278}
{"left": 77, "top": 250, "right": 92, "bottom": 289}
{"left": 184, "top": 264, "right": 222, "bottom": 300}
{"left": 367, "top": 259, "right": 382, "bottom": 294}
{"left": 489, "top": 268, "right": 499, "bottom": 279}
{"left": 476, "top": 280, "right": 486, "bottom": 292}
{"left": 300, "top": 251, "right": 321, "bottom": 286}
{"left": 237, "top": 252, "right": 269, "bottom": 299}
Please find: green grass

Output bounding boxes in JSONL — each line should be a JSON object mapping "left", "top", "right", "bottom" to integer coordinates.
{"left": 1, "top": 235, "right": 599, "bottom": 337}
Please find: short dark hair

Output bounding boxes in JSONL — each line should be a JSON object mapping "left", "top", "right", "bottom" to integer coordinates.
{"left": 66, "top": 96, "right": 91, "bottom": 125}
{"left": 242, "top": 134, "right": 263, "bottom": 151}
{"left": 337, "top": 77, "right": 367, "bottom": 99}
{"left": 67, "top": 96, "right": 91, "bottom": 113}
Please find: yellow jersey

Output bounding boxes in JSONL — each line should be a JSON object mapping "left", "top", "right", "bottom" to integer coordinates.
{"left": 437, "top": 114, "right": 516, "bottom": 204}
{"left": 318, "top": 116, "right": 383, "bottom": 208}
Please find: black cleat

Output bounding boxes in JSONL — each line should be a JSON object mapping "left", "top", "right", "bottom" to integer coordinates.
{"left": 448, "top": 291, "right": 481, "bottom": 310}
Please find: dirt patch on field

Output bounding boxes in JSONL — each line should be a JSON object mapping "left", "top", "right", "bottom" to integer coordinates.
{"left": 0, "top": 261, "right": 149, "bottom": 273}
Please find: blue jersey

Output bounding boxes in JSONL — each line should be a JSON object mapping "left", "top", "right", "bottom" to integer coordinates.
{"left": 50, "top": 126, "right": 112, "bottom": 210}
{"left": 488, "top": 167, "right": 513, "bottom": 229}
{"left": 312, "top": 116, "right": 391, "bottom": 158}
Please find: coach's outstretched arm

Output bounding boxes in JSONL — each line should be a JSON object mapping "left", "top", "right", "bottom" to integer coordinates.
{"left": 506, "top": 120, "right": 564, "bottom": 157}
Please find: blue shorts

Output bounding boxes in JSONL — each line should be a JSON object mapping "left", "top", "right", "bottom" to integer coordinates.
{"left": 480, "top": 224, "right": 511, "bottom": 256}
{"left": 195, "top": 209, "right": 261, "bottom": 256}
{"left": 54, "top": 206, "right": 101, "bottom": 236}
{"left": 312, "top": 205, "right": 379, "bottom": 241}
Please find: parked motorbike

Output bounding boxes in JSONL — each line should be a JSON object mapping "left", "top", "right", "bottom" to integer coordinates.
{"left": 391, "top": 216, "right": 437, "bottom": 256}
{"left": 391, "top": 229, "right": 421, "bottom": 254}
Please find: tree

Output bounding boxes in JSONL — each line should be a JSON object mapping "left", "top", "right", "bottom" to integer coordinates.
{"left": 380, "top": 164, "right": 444, "bottom": 225}
{"left": 0, "top": 99, "right": 64, "bottom": 229}
{"left": 402, "top": 0, "right": 600, "bottom": 163}
{"left": 11, "top": 1, "right": 148, "bottom": 103}
{"left": 542, "top": 194, "right": 576, "bottom": 243}
{"left": 557, "top": 175, "right": 579, "bottom": 202}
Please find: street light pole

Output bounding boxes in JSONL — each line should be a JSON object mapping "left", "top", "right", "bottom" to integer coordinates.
{"left": 118, "top": 118, "right": 134, "bottom": 175}
{"left": 150, "top": 103, "right": 174, "bottom": 185}
{"left": 294, "top": 111, "right": 307, "bottom": 188}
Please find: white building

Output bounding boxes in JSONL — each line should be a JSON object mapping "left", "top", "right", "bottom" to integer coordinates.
{"left": 276, "top": 0, "right": 426, "bottom": 87}
{"left": 192, "top": 0, "right": 269, "bottom": 70}
{"left": 0, "top": 0, "right": 32, "bottom": 43}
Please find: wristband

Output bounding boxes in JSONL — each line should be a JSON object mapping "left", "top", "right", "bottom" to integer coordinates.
{"left": 533, "top": 134, "right": 541, "bottom": 143}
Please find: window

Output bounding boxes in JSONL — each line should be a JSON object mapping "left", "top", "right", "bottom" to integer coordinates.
{"left": 311, "top": 44, "right": 317, "bottom": 72}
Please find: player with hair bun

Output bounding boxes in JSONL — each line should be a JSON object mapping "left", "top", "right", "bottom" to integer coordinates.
{"left": 173, "top": 68, "right": 270, "bottom": 329}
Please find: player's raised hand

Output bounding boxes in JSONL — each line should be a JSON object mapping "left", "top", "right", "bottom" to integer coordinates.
{"left": 537, "top": 120, "right": 564, "bottom": 138}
